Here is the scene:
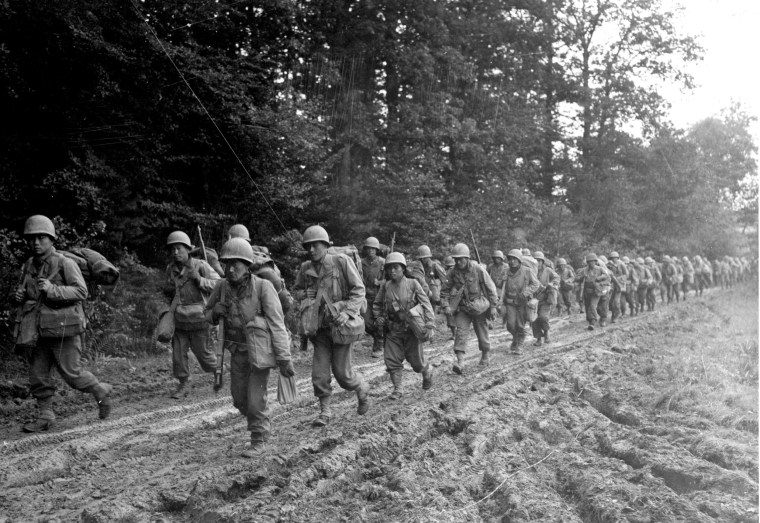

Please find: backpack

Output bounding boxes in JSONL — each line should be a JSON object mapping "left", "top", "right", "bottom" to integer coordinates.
{"left": 60, "top": 248, "right": 120, "bottom": 287}
{"left": 328, "top": 245, "right": 363, "bottom": 280}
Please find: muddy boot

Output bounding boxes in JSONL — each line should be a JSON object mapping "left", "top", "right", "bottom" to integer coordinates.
{"left": 533, "top": 337, "right": 543, "bottom": 347}
{"left": 241, "top": 434, "right": 266, "bottom": 458}
{"left": 22, "top": 404, "right": 55, "bottom": 433}
{"left": 91, "top": 383, "right": 113, "bottom": 420}
{"left": 513, "top": 337, "right": 524, "bottom": 355}
{"left": 587, "top": 324, "right": 594, "bottom": 331}
{"left": 449, "top": 326, "right": 457, "bottom": 340}
{"left": 452, "top": 351, "right": 465, "bottom": 375}
{"left": 421, "top": 366, "right": 433, "bottom": 390}
{"left": 388, "top": 371, "right": 402, "bottom": 400}
{"left": 543, "top": 332, "right": 550, "bottom": 344}
{"left": 599, "top": 319, "right": 606, "bottom": 328}
{"left": 312, "top": 397, "right": 332, "bottom": 427}
{"left": 356, "top": 381, "right": 371, "bottom": 415}
{"left": 478, "top": 350, "right": 490, "bottom": 367}
{"left": 170, "top": 378, "right": 188, "bottom": 399}
{"left": 371, "top": 336, "right": 384, "bottom": 358}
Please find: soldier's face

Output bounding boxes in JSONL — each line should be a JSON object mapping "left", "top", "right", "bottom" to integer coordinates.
{"left": 226, "top": 260, "right": 249, "bottom": 283}
{"left": 507, "top": 257, "right": 520, "bottom": 269}
{"left": 388, "top": 264, "right": 404, "bottom": 281}
{"left": 27, "top": 234, "right": 53, "bottom": 257}
{"left": 171, "top": 244, "right": 189, "bottom": 264}
{"left": 308, "top": 241, "right": 328, "bottom": 262}
{"left": 587, "top": 260, "right": 596, "bottom": 269}
{"left": 365, "top": 247, "right": 377, "bottom": 258}
{"left": 455, "top": 257, "right": 468, "bottom": 269}
{"left": 492, "top": 257, "right": 502, "bottom": 265}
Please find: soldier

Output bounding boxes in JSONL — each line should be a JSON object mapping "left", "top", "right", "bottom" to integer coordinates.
{"left": 164, "top": 231, "right": 220, "bottom": 399}
{"left": 442, "top": 255, "right": 457, "bottom": 338}
{"left": 293, "top": 225, "right": 370, "bottom": 427}
{"left": 501, "top": 249, "right": 540, "bottom": 354}
{"left": 555, "top": 258, "right": 575, "bottom": 316}
{"left": 631, "top": 258, "right": 652, "bottom": 313}
{"left": 620, "top": 256, "right": 637, "bottom": 316}
{"left": 416, "top": 245, "right": 449, "bottom": 308}
{"left": 575, "top": 256, "right": 586, "bottom": 315}
{"left": 205, "top": 238, "right": 293, "bottom": 457}
{"left": 373, "top": 252, "right": 435, "bottom": 399}
{"left": 361, "top": 237, "right": 386, "bottom": 358}
{"left": 681, "top": 256, "right": 694, "bottom": 299}
{"left": 576, "top": 253, "right": 611, "bottom": 330}
{"left": 11, "top": 215, "right": 113, "bottom": 432}
{"left": 607, "top": 252, "right": 628, "bottom": 323}
{"left": 645, "top": 257, "right": 661, "bottom": 310}
{"left": 693, "top": 255, "right": 708, "bottom": 296}
{"left": 521, "top": 248, "right": 538, "bottom": 275}
{"left": 440, "top": 243, "right": 499, "bottom": 372}
{"left": 531, "top": 252, "right": 559, "bottom": 346}
{"left": 662, "top": 256, "right": 679, "bottom": 303}
{"left": 487, "top": 250, "right": 509, "bottom": 328}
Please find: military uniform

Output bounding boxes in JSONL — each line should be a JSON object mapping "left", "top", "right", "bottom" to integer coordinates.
{"left": 361, "top": 249, "right": 386, "bottom": 356}
{"left": 607, "top": 253, "right": 628, "bottom": 322}
{"left": 555, "top": 260, "right": 575, "bottom": 316}
{"left": 645, "top": 258, "right": 661, "bottom": 310}
{"left": 501, "top": 250, "right": 540, "bottom": 353}
{"left": 531, "top": 253, "right": 559, "bottom": 345}
{"left": 576, "top": 254, "right": 611, "bottom": 329}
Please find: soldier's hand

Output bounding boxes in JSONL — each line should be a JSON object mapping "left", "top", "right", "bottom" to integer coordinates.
{"left": 442, "top": 306, "right": 452, "bottom": 316}
{"left": 489, "top": 307, "right": 498, "bottom": 321}
{"left": 212, "top": 302, "right": 228, "bottom": 321}
{"left": 13, "top": 287, "right": 25, "bottom": 303}
{"left": 277, "top": 360, "right": 295, "bottom": 377}
{"left": 306, "top": 288, "right": 317, "bottom": 300}
{"left": 37, "top": 278, "right": 52, "bottom": 293}
{"left": 186, "top": 264, "right": 200, "bottom": 282}
{"left": 334, "top": 311, "right": 350, "bottom": 326}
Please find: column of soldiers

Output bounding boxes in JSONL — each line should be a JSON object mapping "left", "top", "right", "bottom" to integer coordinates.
{"left": 10, "top": 215, "right": 755, "bottom": 458}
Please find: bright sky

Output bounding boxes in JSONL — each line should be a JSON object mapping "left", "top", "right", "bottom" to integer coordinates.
{"left": 666, "top": 0, "right": 760, "bottom": 144}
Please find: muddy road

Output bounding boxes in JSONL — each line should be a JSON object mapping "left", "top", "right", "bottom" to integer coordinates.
{"left": 1, "top": 287, "right": 757, "bottom": 522}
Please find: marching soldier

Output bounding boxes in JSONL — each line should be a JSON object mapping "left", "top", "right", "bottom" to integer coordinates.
{"left": 373, "top": 252, "right": 435, "bottom": 399}
{"left": 631, "top": 257, "right": 652, "bottom": 313}
{"left": 11, "top": 215, "right": 114, "bottom": 432}
{"left": 620, "top": 256, "right": 637, "bottom": 316}
{"left": 164, "top": 231, "right": 220, "bottom": 399}
{"left": 662, "top": 256, "right": 679, "bottom": 303}
{"left": 440, "top": 244, "right": 499, "bottom": 372}
{"left": 488, "top": 250, "right": 509, "bottom": 301}
{"left": 501, "top": 249, "right": 540, "bottom": 354}
{"left": 576, "top": 253, "right": 610, "bottom": 330}
{"left": 531, "top": 252, "right": 559, "bottom": 345}
{"left": 607, "top": 252, "right": 628, "bottom": 323}
{"left": 416, "top": 245, "right": 449, "bottom": 308}
{"left": 645, "top": 257, "right": 661, "bottom": 310}
{"left": 555, "top": 258, "right": 576, "bottom": 316}
{"left": 205, "top": 238, "right": 293, "bottom": 457}
{"left": 682, "top": 256, "right": 695, "bottom": 299}
{"left": 293, "top": 225, "right": 371, "bottom": 427}
{"left": 442, "top": 255, "right": 457, "bottom": 339}
{"left": 361, "top": 237, "right": 386, "bottom": 358}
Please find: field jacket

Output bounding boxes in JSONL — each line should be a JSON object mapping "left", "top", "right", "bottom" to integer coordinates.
{"left": 501, "top": 265, "right": 540, "bottom": 306}
{"left": 577, "top": 265, "right": 611, "bottom": 296}
{"left": 373, "top": 276, "right": 435, "bottom": 332}
{"left": 361, "top": 256, "right": 385, "bottom": 297}
{"left": 441, "top": 260, "right": 498, "bottom": 311}
{"left": 535, "top": 266, "right": 560, "bottom": 305}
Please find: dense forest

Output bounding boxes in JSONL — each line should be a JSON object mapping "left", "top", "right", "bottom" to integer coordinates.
{"left": 1, "top": 0, "right": 757, "bottom": 278}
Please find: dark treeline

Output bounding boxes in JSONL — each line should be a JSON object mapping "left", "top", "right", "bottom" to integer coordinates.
{"left": 0, "top": 0, "right": 757, "bottom": 276}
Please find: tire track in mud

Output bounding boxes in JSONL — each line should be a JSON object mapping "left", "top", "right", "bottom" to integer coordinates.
{"left": 3, "top": 288, "right": 757, "bottom": 522}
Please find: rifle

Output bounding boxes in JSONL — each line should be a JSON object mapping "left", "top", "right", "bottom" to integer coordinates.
{"left": 469, "top": 230, "right": 482, "bottom": 265}
{"left": 389, "top": 232, "right": 396, "bottom": 253}
{"left": 198, "top": 225, "right": 224, "bottom": 392}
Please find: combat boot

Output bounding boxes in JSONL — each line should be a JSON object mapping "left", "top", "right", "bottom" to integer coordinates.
{"left": 478, "top": 350, "right": 490, "bottom": 367}
{"left": 421, "top": 366, "right": 433, "bottom": 390}
{"left": 170, "top": 378, "right": 188, "bottom": 399}
{"left": 371, "top": 336, "right": 384, "bottom": 358}
{"left": 533, "top": 337, "right": 543, "bottom": 347}
{"left": 356, "top": 381, "right": 371, "bottom": 415}
{"left": 452, "top": 351, "right": 465, "bottom": 374}
{"left": 241, "top": 434, "right": 267, "bottom": 458}
{"left": 312, "top": 396, "right": 332, "bottom": 427}
{"left": 23, "top": 408, "right": 55, "bottom": 433}
{"left": 513, "top": 337, "right": 524, "bottom": 355}
{"left": 91, "top": 383, "right": 113, "bottom": 420}
{"left": 543, "top": 332, "right": 550, "bottom": 344}
{"left": 388, "top": 371, "right": 402, "bottom": 400}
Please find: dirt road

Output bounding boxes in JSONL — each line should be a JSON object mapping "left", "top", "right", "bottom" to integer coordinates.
{"left": 1, "top": 287, "right": 757, "bottom": 522}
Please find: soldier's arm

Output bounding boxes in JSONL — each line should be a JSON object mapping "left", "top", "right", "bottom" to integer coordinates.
{"left": 341, "top": 256, "right": 366, "bottom": 316}
{"left": 197, "top": 260, "right": 221, "bottom": 294}
{"left": 480, "top": 266, "right": 499, "bottom": 307}
{"left": 526, "top": 269, "right": 541, "bottom": 296}
{"left": 412, "top": 279, "right": 436, "bottom": 325}
{"left": 204, "top": 280, "right": 222, "bottom": 323}
{"left": 440, "top": 270, "right": 454, "bottom": 307}
{"left": 548, "top": 268, "right": 560, "bottom": 290}
{"left": 45, "top": 257, "right": 88, "bottom": 302}
{"left": 372, "top": 284, "right": 386, "bottom": 321}
{"left": 260, "top": 279, "right": 292, "bottom": 362}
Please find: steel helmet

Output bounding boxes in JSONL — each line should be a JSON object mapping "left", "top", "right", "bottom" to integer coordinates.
{"left": 23, "top": 215, "right": 57, "bottom": 239}
{"left": 417, "top": 245, "right": 432, "bottom": 258}
{"left": 443, "top": 256, "right": 455, "bottom": 267}
{"left": 557, "top": 258, "right": 567, "bottom": 265}
{"left": 636, "top": 257, "right": 645, "bottom": 264}
{"left": 644, "top": 256, "right": 654, "bottom": 264}
{"left": 228, "top": 224, "right": 251, "bottom": 242}
{"left": 682, "top": 256, "right": 689, "bottom": 262}
{"left": 167, "top": 231, "right": 192, "bottom": 249}
{"left": 522, "top": 248, "right": 531, "bottom": 256}
{"left": 662, "top": 255, "right": 672, "bottom": 263}
{"left": 364, "top": 237, "right": 380, "bottom": 250}
{"left": 598, "top": 255, "right": 608, "bottom": 264}
{"left": 507, "top": 249, "right": 523, "bottom": 262}
{"left": 302, "top": 225, "right": 330, "bottom": 247}
{"left": 532, "top": 251, "right": 545, "bottom": 261}
{"left": 609, "top": 251, "right": 619, "bottom": 259}
{"left": 220, "top": 238, "right": 254, "bottom": 264}
{"left": 385, "top": 252, "right": 407, "bottom": 267}
{"left": 451, "top": 243, "right": 470, "bottom": 258}
{"left": 586, "top": 253, "right": 598, "bottom": 262}
{"left": 621, "top": 256, "right": 630, "bottom": 263}
{"left": 492, "top": 250, "right": 504, "bottom": 260}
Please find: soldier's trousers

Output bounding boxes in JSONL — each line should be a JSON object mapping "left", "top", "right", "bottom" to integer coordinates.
{"left": 453, "top": 310, "right": 490, "bottom": 353}
{"left": 311, "top": 328, "right": 365, "bottom": 398}
{"left": 172, "top": 328, "right": 217, "bottom": 380}
{"left": 583, "top": 292, "right": 609, "bottom": 325}
{"left": 505, "top": 303, "right": 527, "bottom": 342}
{"left": 531, "top": 302, "right": 552, "bottom": 338}
{"left": 558, "top": 289, "right": 573, "bottom": 313}
{"left": 363, "top": 292, "right": 383, "bottom": 348}
{"left": 229, "top": 348, "right": 271, "bottom": 441}
{"left": 609, "top": 287, "right": 621, "bottom": 320}
{"left": 28, "top": 335, "right": 100, "bottom": 418}
{"left": 637, "top": 286, "right": 647, "bottom": 310}
{"left": 667, "top": 283, "right": 680, "bottom": 302}
{"left": 646, "top": 287, "right": 657, "bottom": 309}
{"left": 384, "top": 327, "right": 428, "bottom": 374}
